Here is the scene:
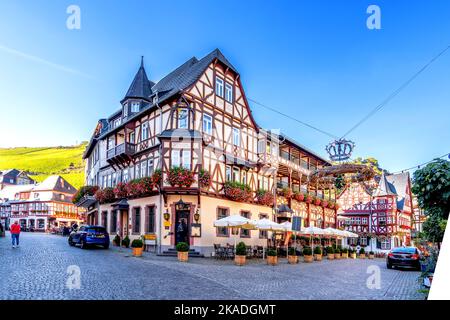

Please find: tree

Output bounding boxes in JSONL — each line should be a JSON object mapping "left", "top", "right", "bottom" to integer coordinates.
{"left": 350, "top": 157, "right": 388, "bottom": 175}
{"left": 412, "top": 158, "right": 450, "bottom": 220}
{"left": 422, "top": 213, "right": 447, "bottom": 244}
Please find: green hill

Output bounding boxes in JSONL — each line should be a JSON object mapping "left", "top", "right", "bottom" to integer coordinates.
{"left": 0, "top": 143, "right": 87, "bottom": 189}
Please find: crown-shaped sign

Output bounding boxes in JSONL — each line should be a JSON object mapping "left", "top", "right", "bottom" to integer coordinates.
{"left": 326, "top": 139, "right": 355, "bottom": 161}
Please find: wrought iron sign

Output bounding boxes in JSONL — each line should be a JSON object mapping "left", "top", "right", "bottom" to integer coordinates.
{"left": 326, "top": 139, "right": 355, "bottom": 161}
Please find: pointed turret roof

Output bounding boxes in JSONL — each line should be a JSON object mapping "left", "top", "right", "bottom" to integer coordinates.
{"left": 122, "top": 56, "right": 153, "bottom": 102}
{"left": 373, "top": 173, "right": 397, "bottom": 197}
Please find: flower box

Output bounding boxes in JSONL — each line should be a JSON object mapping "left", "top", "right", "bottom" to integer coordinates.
{"left": 224, "top": 181, "right": 252, "bottom": 202}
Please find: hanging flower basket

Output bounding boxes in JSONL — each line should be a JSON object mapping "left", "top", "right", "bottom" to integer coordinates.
{"left": 151, "top": 169, "right": 162, "bottom": 187}
{"left": 305, "top": 195, "right": 313, "bottom": 204}
{"left": 328, "top": 201, "right": 336, "bottom": 209}
{"left": 256, "top": 189, "right": 274, "bottom": 206}
{"left": 126, "top": 179, "right": 145, "bottom": 198}
{"left": 321, "top": 200, "right": 328, "bottom": 208}
{"left": 198, "top": 169, "right": 211, "bottom": 189}
{"left": 166, "top": 167, "right": 196, "bottom": 187}
{"left": 72, "top": 185, "right": 99, "bottom": 204}
{"left": 113, "top": 182, "right": 128, "bottom": 198}
{"left": 314, "top": 198, "right": 321, "bottom": 206}
{"left": 282, "top": 188, "right": 293, "bottom": 199}
{"left": 95, "top": 187, "right": 116, "bottom": 204}
{"left": 224, "top": 181, "right": 252, "bottom": 202}
{"left": 293, "top": 192, "right": 305, "bottom": 202}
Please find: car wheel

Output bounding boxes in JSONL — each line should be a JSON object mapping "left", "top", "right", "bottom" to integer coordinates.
{"left": 387, "top": 263, "right": 393, "bottom": 269}
{"left": 103, "top": 243, "right": 110, "bottom": 249}
{"left": 68, "top": 237, "right": 75, "bottom": 246}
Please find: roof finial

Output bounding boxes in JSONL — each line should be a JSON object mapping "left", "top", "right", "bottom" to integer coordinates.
{"left": 140, "top": 55, "right": 144, "bottom": 68}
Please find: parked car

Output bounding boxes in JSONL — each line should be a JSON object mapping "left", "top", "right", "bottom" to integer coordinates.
{"left": 68, "top": 225, "right": 110, "bottom": 249}
{"left": 386, "top": 247, "right": 421, "bottom": 270}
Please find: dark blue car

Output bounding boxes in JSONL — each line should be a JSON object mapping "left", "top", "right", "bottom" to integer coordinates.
{"left": 68, "top": 225, "right": 110, "bottom": 249}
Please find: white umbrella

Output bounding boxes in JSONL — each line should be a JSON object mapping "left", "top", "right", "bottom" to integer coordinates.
{"left": 214, "top": 215, "right": 256, "bottom": 252}
{"left": 299, "top": 226, "right": 332, "bottom": 256}
{"left": 279, "top": 221, "right": 292, "bottom": 231}
{"left": 251, "top": 218, "right": 284, "bottom": 259}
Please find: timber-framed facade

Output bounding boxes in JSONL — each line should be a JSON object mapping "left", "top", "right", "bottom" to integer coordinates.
{"left": 79, "top": 49, "right": 336, "bottom": 255}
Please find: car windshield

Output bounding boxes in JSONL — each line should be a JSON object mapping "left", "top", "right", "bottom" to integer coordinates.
{"left": 86, "top": 227, "right": 106, "bottom": 233}
{"left": 392, "top": 247, "right": 416, "bottom": 254}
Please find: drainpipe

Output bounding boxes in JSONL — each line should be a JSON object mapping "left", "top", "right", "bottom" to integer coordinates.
{"left": 155, "top": 91, "right": 163, "bottom": 254}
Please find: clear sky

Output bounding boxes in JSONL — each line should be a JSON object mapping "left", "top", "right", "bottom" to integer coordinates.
{"left": 0, "top": 0, "right": 449, "bottom": 173}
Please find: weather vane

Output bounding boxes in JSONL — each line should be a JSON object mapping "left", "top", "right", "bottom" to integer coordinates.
{"left": 326, "top": 139, "right": 355, "bottom": 161}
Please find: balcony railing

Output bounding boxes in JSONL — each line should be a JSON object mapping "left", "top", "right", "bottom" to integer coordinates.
{"left": 107, "top": 142, "right": 136, "bottom": 160}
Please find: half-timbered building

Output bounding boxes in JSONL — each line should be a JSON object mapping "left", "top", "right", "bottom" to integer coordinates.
{"left": 0, "top": 175, "right": 83, "bottom": 231}
{"left": 79, "top": 49, "right": 336, "bottom": 256}
{"left": 337, "top": 172, "right": 414, "bottom": 252}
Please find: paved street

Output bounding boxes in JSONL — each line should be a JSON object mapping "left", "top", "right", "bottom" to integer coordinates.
{"left": 0, "top": 232, "right": 425, "bottom": 300}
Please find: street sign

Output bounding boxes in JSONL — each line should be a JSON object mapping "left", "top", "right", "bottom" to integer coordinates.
{"left": 292, "top": 216, "right": 302, "bottom": 232}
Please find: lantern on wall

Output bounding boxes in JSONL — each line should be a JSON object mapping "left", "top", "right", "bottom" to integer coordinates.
{"left": 163, "top": 209, "right": 170, "bottom": 222}
{"left": 194, "top": 209, "right": 200, "bottom": 222}
{"left": 175, "top": 198, "right": 190, "bottom": 211}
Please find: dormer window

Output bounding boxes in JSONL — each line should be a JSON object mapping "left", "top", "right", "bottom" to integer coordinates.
{"left": 123, "top": 103, "right": 128, "bottom": 117}
{"left": 225, "top": 83, "right": 233, "bottom": 102}
{"left": 178, "top": 108, "right": 188, "bottom": 129}
{"left": 131, "top": 101, "right": 140, "bottom": 113}
{"left": 113, "top": 118, "right": 121, "bottom": 128}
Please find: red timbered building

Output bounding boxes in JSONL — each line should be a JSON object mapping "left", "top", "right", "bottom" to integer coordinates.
{"left": 79, "top": 49, "right": 335, "bottom": 256}
{"left": 337, "top": 172, "right": 414, "bottom": 252}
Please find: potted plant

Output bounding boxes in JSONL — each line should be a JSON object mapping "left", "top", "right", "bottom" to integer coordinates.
{"left": 266, "top": 248, "right": 278, "bottom": 265}
{"left": 166, "top": 166, "right": 196, "bottom": 187}
{"left": 326, "top": 246, "right": 335, "bottom": 260}
{"left": 176, "top": 242, "right": 190, "bottom": 262}
{"left": 369, "top": 251, "right": 375, "bottom": 259}
{"left": 199, "top": 168, "right": 212, "bottom": 189}
{"left": 341, "top": 248, "right": 349, "bottom": 259}
{"left": 131, "top": 239, "right": 144, "bottom": 257}
{"left": 359, "top": 248, "right": 366, "bottom": 259}
{"left": 313, "top": 246, "right": 322, "bottom": 261}
{"left": 288, "top": 247, "right": 298, "bottom": 264}
{"left": 314, "top": 197, "right": 321, "bottom": 206}
{"left": 349, "top": 248, "right": 357, "bottom": 259}
{"left": 256, "top": 189, "right": 275, "bottom": 206}
{"left": 334, "top": 247, "right": 341, "bottom": 259}
{"left": 113, "top": 234, "right": 121, "bottom": 246}
{"left": 282, "top": 187, "right": 293, "bottom": 199}
{"left": 223, "top": 181, "right": 252, "bottom": 202}
{"left": 235, "top": 242, "right": 247, "bottom": 266}
{"left": 121, "top": 235, "right": 130, "bottom": 248}
{"left": 303, "top": 246, "right": 313, "bottom": 263}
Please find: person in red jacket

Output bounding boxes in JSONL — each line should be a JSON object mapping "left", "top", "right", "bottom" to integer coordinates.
{"left": 10, "top": 221, "right": 21, "bottom": 248}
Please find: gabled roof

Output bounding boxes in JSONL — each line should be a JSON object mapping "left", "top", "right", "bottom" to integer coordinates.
{"left": 121, "top": 56, "right": 153, "bottom": 103}
{"left": 373, "top": 173, "right": 397, "bottom": 197}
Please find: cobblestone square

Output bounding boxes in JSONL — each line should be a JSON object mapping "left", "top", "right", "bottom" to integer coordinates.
{"left": 0, "top": 233, "right": 426, "bottom": 300}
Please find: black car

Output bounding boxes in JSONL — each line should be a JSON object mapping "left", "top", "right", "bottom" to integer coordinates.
{"left": 68, "top": 225, "right": 110, "bottom": 249}
{"left": 386, "top": 247, "right": 421, "bottom": 270}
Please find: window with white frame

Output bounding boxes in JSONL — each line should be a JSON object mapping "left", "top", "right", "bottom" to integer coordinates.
{"left": 123, "top": 103, "right": 128, "bottom": 117}
{"left": 225, "top": 166, "right": 232, "bottom": 181}
{"left": 123, "top": 169, "right": 129, "bottom": 183}
{"left": 241, "top": 171, "right": 247, "bottom": 185}
{"left": 233, "top": 168, "right": 240, "bottom": 182}
{"left": 147, "top": 159, "right": 154, "bottom": 175}
{"left": 113, "top": 118, "right": 121, "bottom": 128}
{"left": 381, "top": 238, "right": 391, "bottom": 250}
{"left": 141, "top": 160, "right": 147, "bottom": 177}
{"left": 112, "top": 172, "right": 117, "bottom": 186}
{"left": 215, "top": 77, "right": 224, "bottom": 97}
{"left": 107, "top": 136, "right": 115, "bottom": 150}
{"left": 360, "top": 237, "right": 367, "bottom": 246}
{"left": 131, "top": 101, "right": 140, "bottom": 113}
{"left": 141, "top": 122, "right": 149, "bottom": 140}
{"left": 135, "top": 163, "right": 141, "bottom": 179}
{"left": 129, "top": 132, "right": 135, "bottom": 144}
{"left": 225, "top": 83, "right": 233, "bottom": 102}
{"left": 182, "top": 150, "right": 191, "bottom": 170}
{"left": 233, "top": 127, "right": 240, "bottom": 146}
{"left": 202, "top": 114, "right": 212, "bottom": 135}
{"left": 171, "top": 150, "right": 180, "bottom": 168}
{"left": 178, "top": 108, "right": 188, "bottom": 129}
{"left": 107, "top": 174, "right": 112, "bottom": 187}
{"left": 362, "top": 217, "right": 368, "bottom": 224}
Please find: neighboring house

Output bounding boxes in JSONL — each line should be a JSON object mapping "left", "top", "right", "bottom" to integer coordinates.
{"left": 78, "top": 49, "right": 336, "bottom": 256}
{"left": 0, "top": 169, "right": 35, "bottom": 189}
{"left": 0, "top": 175, "right": 84, "bottom": 231}
{"left": 337, "top": 172, "right": 414, "bottom": 252}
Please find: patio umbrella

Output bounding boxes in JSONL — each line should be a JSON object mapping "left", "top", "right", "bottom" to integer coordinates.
{"left": 299, "top": 226, "right": 332, "bottom": 255}
{"left": 213, "top": 215, "right": 256, "bottom": 251}
{"left": 251, "top": 218, "right": 284, "bottom": 258}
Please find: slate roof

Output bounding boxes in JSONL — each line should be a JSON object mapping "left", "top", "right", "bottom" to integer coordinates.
{"left": 122, "top": 56, "right": 153, "bottom": 102}
{"left": 373, "top": 173, "right": 397, "bottom": 197}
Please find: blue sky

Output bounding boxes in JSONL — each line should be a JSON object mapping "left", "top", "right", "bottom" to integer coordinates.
{"left": 0, "top": 0, "right": 449, "bottom": 173}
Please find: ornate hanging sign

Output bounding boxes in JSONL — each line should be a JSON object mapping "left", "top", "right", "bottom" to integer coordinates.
{"left": 326, "top": 139, "right": 355, "bottom": 161}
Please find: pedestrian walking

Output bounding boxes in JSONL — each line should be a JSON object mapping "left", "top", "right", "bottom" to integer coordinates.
{"left": 10, "top": 221, "right": 21, "bottom": 248}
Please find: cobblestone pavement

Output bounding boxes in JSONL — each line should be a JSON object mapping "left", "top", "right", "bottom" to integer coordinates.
{"left": 0, "top": 232, "right": 426, "bottom": 300}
